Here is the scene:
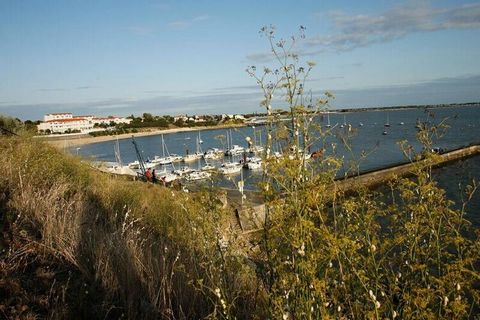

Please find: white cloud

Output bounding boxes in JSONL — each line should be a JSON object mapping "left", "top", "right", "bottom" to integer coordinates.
{"left": 307, "top": 1, "right": 480, "bottom": 52}
{"left": 168, "top": 15, "right": 210, "bottom": 30}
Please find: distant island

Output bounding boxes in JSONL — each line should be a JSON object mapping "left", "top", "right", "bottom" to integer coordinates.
{"left": 335, "top": 101, "right": 480, "bottom": 113}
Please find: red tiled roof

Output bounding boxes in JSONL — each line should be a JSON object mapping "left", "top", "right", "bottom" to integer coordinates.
{"left": 46, "top": 113, "right": 73, "bottom": 116}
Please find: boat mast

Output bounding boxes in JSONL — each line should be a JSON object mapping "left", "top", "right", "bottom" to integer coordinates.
{"left": 161, "top": 134, "right": 165, "bottom": 158}
{"left": 114, "top": 137, "right": 122, "bottom": 166}
{"left": 131, "top": 136, "right": 146, "bottom": 175}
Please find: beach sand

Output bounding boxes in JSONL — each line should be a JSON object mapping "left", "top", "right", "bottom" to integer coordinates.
{"left": 40, "top": 124, "right": 247, "bottom": 148}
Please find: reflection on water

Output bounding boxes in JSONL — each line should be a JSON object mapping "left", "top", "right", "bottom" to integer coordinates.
{"left": 433, "top": 155, "right": 480, "bottom": 228}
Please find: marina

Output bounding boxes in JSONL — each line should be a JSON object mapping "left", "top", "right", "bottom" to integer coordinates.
{"left": 75, "top": 105, "right": 480, "bottom": 190}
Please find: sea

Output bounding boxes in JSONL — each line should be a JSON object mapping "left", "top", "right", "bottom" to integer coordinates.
{"left": 74, "top": 105, "right": 480, "bottom": 227}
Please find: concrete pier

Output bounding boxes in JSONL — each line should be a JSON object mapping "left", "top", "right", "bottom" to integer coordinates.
{"left": 231, "top": 144, "right": 480, "bottom": 233}
{"left": 336, "top": 144, "right": 480, "bottom": 194}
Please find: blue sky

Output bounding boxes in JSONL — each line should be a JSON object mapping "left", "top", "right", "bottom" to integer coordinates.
{"left": 1, "top": 0, "right": 479, "bottom": 120}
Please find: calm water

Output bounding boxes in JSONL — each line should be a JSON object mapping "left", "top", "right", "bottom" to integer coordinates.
{"left": 74, "top": 106, "right": 480, "bottom": 225}
{"left": 76, "top": 105, "right": 480, "bottom": 175}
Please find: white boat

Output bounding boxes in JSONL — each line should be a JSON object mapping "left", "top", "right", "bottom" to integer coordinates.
{"left": 156, "top": 169, "right": 178, "bottom": 183}
{"left": 340, "top": 115, "right": 347, "bottom": 128}
{"left": 204, "top": 148, "right": 224, "bottom": 159}
{"left": 144, "top": 161, "right": 157, "bottom": 169}
{"left": 183, "top": 136, "right": 203, "bottom": 162}
{"left": 162, "top": 173, "right": 178, "bottom": 183}
{"left": 128, "top": 160, "right": 140, "bottom": 169}
{"left": 201, "top": 164, "right": 216, "bottom": 171}
{"left": 100, "top": 162, "right": 138, "bottom": 177}
{"left": 183, "top": 153, "right": 202, "bottom": 162}
{"left": 247, "top": 160, "right": 262, "bottom": 170}
{"left": 398, "top": 122, "right": 405, "bottom": 125}
{"left": 325, "top": 112, "right": 331, "bottom": 128}
{"left": 186, "top": 171, "right": 211, "bottom": 181}
{"left": 226, "top": 145, "right": 245, "bottom": 156}
{"left": 204, "top": 152, "right": 220, "bottom": 160}
{"left": 170, "top": 154, "right": 184, "bottom": 162}
{"left": 151, "top": 134, "right": 176, "bottom": 165}
{"left": 384, "top": 114, "right": 391, "bottom": 127}
{"left": 151, "top": 155, "right": 173, "bottom": 165}
{"left": 174, "top": 166, "right": 195, "bottom": 176}
{"left": 248, "top": 145, "right": 264, "bottom": 154}
{"left": 128, "top": 160, "right": 157, "bottom": 169}
{"left": 219, "top": 162, "right": 242, "bottom": 175}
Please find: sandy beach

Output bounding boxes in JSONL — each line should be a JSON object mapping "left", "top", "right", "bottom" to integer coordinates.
{"left": 40, "top": 124, "right": 247, "bottom": 148}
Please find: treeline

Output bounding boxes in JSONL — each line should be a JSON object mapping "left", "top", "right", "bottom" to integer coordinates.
{"left": 0, "top": 115, "right": 38, "bottom": 135}
{"left": 123, "top": 112, "right": 222, "bottom": 129}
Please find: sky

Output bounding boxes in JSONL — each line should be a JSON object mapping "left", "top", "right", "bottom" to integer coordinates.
{"left": 1, "top": 0, "right": 480, "bottom": 120}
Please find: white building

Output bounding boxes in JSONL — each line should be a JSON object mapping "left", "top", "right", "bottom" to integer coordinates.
{"left": 43, "top": 113, "right": 74, "bottom": 122}
{"left": 37, "top": 113, "right": 131, "bottom": 134}
{"left": 92, "top": 116, "right": 132, "bottom": 126}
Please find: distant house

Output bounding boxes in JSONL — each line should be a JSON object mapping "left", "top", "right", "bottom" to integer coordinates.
{"left": 93, "top": 116, "right": 132, "bottom": 126}
{"left": 174, "top": 114, "right": 188, "bottom": 122}
{"left": 193, "top": 115, "right": 207, "bottom": 123}
{"left": 37, "top": 113, "right": 131, "bottom": 133}
{"left": 221, "top": 114, "right": 245, "bottom": 121}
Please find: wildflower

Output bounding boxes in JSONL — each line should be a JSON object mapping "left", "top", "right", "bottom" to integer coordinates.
{"left": 375, "top": 301, "right": 381, "bottom": 309}
{"left": 393, "top": 311, "right": 397, "bottom": 318}
{"left": 443, "top": 296, "right": 449, "bottom": 306}
{"left": 283, "top": 312, "right": 290, "bottom": 320}
{"left": 456, "top": 283, "right": 461, "bottom": 291}
{"left": 328, "top": 262, "right": 333, "bottom": 268}
{"left": 214, "top": 288, "right": 221, "bottom": 298}
{"left": 337, "top": 306, "right": 341, "bottom": 312}
{"left": 297, "top": 242, "right": 305, "bottom": 256}
{"left": 371, "top": 244, "right": 376, "bottom": 252}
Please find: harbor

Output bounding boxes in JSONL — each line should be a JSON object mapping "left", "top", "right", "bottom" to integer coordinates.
{"left": 74, "top": 105, "right": 480, "bottom": 190}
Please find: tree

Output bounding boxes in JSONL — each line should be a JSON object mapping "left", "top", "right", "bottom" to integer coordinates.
{"left": 142, "top": 113, "right": 154, "bottom": 122}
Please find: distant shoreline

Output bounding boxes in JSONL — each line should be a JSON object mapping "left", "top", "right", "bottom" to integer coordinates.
{"left": 42, "top": 123, "right": 247, "bottom": 148}
{"left": 40, "top": 102, "right": 479, "bottom": 148}
{"left": 331, "top": 102, "right": 479, "bottom": 113}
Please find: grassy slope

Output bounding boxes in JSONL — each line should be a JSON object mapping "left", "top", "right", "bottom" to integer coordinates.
{"left": 0, "top": 137, "right": 256, "bottom": 319}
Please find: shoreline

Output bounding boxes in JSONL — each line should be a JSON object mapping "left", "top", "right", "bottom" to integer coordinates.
{"left": 40, "top": 103, "right": 479, "bottom": 148}
{"left": 43, "top": 123, "right": 247, "bottom": 148}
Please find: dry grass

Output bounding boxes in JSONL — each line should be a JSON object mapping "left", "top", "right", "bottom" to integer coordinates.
{"left": 0, "top": 137, "right": 257, "bottom": 319}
